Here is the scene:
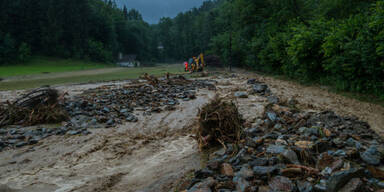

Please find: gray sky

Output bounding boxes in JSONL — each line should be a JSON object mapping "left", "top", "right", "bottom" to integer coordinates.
{"left": 116, "top": 0, "right": 206, "bottom": 24}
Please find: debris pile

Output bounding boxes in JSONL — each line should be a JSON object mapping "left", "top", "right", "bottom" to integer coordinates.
{"left": 65, "top": 78, "right": 216, "bottom": 128}
{"left": 0, "top": 88, "right": 68, "bottom": 127}
{"left": 185, "top": 82, "right": 384, "bottom": 192}
{"left": 196, "top": 97, "right": 244, "bottom": 149}
{"left": 0, "top": 76, "right": 216, "bottom": 151}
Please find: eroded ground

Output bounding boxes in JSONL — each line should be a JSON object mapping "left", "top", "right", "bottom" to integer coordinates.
{"left": 0, "top": 70, "right": 383, "bottom": 192}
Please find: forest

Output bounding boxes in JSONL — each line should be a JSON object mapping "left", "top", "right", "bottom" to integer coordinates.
{"left": 157, "top": 0, "right": 384, "bottom": 97}
{"left": 0, "top": 0, "right": 156, "bottom": 63}
{"left": 0, "top": 0, "right": 383, "bottom": 97}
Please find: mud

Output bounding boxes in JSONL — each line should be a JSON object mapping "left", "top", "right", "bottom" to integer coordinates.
{"left": 0, "top": 82, "right": 215, "bottom": 192}
{"left": 0, "top": 70, "right": 383, "bottom": 192}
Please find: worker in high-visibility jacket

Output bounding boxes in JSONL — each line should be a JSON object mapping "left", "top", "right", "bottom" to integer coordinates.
{"left": 184, "top": 61, "right": 189, "bottom": 72}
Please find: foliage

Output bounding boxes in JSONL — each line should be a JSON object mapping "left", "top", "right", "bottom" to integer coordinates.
{"left": 154, "top": 0, "right": 384, "bottom": 97}
{"left": 0, "top": 0, "right": 157, "bottom": 64}
{"left": 285, "top": 19, "right": 331, "bottom": 80}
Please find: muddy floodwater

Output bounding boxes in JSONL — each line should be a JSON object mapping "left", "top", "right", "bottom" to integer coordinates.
{"left": 0, "top": 71, "right": 383, "bottom": 192}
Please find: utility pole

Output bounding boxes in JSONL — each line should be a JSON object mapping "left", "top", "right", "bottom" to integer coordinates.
{"left": 228, "top": 0, "right": 233, "bottom": 72}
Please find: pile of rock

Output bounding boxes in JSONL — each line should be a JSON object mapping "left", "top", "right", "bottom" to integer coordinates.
{"left": 185, "top": 82, "right": 384, "bottom": 192}
{"left": 65, "top": 79, "right": 216, "bottom": 128}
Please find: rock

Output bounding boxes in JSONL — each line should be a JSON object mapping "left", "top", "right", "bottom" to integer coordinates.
{"left": 126, "top": 114, "right": 138, "bottom": 122}
{"left": 275, "top": 138, "right": 288, "bottom": 145}
{"left": 102, "top": 107, "right": 110, "bottom": 113}
{"left": 233, "top": 176, "right": 251, "bottom": 192}
{"left": 267, "top": 145, "right": 286, "bottom": 154}
{"left": 282, "top": 149, "right": 300, "bottom": 164}
{"left": 338, "top": 178, "right": 363, "bottom": 192}
{"left": 221, "top": 163, "right": 234, "bottom": 176}
{"left": 234, "top": 91, "right": 248, "bottom": 98}
{"left": 249, "top": 158, "right": 268, "bottom": 167}
{"left": 314, "top": 179, "right": 327, "bottom": 192}
{"left": 346, "top": 138, "right": 362, "bottom": 150}
{"left": 28, "top": 138, "right": 39, "bottom": 145}
{"left": 267, "top": 96, "right": 279, "bottom": 104}
{"left": 7, "top": 139, "right": 20, "bottom": 145}
{"left": 207, "top": 160, "right": 221, "bottom": 171}
{"left": 326, "top": 168, "right": 365, "bottom": 192}
{"left": 330, "top": 159, "right": 344, "bottom": 172}
{"left": 246, "top": 137, "right": 263, "bottom": 148}
{"left": 329, "top": 150, "right": 346, "bottom": 157}
{"left": 244, "top": 127, "right": 261, "bottom": 137}
{"left": 274, "top": 123, "right": 283, "bottom": 130}
{"left": 266, "top": 112, "right": 278, "bottom": 122}
{"left": 360, "top": 145, "right": 381, "bottom": 165}
{"left": 378, "top": 181, "right": 384, "bottom": 188}
{"left": 89, "top": 118, "right": 98, "bottom": 125}
{"left": 288, "top": 97, "right": 298, "bottom": 106}
{"left": 267, "top": 145, "right": 299, "bottom": 164}
{"left": 332, "top": 138, "right": 344, "bottom": 146}
{"left": 281, "top": 168, "right": 302, "bottom": 178}
{"left": 269, "top": 176, "right": 296, "bottom": 192}
{"left": 167, "top": 100, "right": 177, "bottom": 105}
{"left": 82, "top": 130, "right": 91, "bottom": 135}
{"left": 235, "top": 165, "right": 254, "bottom": 180}
{"left": 195, "top": 168, "right": 214, "bottom": 179}
{"left": 295, "top": 141, "right": 314, "bottom": 150}
{"left": 252, "top": 84, "right": 268, "bottom": 93}
{"left": 263, "top": 132, "right": 279, "bottom": 140}
{"left": 247, "top": 79, "right": 257, "bottom": 84}
{"left": 296, "top": 181, "right": 313, "bottom": 192}
{"left": 68, "top": 130, "right": 82, "bottom": 135}
{"left": 188, "top": 177, "right": 216, "bottom": 192}
{"left": 301, "top": 126, "right": 320, "bottom": 136}
{"left": 314, "top": 140, "right": 332, "bottom": 153}
{"left": 321, "top": 167, "right": 333, "bottom": 176}
{"left": 106, "top": 119, "right": 115, "bottom": 126}
{"left": 15, "top": 141, "right": 28, "bottom": 148}
{"left": 253, "top": 166, "right": 278, "bottom": 176}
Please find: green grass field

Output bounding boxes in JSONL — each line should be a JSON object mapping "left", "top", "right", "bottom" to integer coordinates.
{"left": 0, "top": 64, "right": 184, "bottom": 91}
{"left": 0, "top": 57, "right": 109, "bottom": 77}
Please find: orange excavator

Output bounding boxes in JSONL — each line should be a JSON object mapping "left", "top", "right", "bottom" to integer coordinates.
{"left": 185, "top": 53, "right": 205, "bottom": 73}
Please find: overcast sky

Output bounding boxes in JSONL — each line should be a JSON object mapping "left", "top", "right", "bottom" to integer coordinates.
{"left": 116, "top": 0, "right": 206, "bottom": 24}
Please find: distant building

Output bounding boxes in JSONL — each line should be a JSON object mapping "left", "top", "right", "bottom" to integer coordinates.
{"left": 117, "top": 53, "right": 140, "bottom": 67}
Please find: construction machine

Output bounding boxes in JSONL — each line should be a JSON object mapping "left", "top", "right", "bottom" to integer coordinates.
{"left": 185, "top": 53, "right": 205, "bottom": 73}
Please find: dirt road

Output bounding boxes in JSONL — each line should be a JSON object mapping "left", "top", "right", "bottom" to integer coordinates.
{"left": 2, "top": 68, "right": 124, "bottom": 82}
{"left": 0, "top": 71, "right": 383, "bottom": 192}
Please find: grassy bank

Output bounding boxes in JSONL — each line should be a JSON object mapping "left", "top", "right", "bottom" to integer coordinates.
{"left": 0, "top": 65, "right": 184, "bottom": 91}
{"left": 0, "top": 57, "right": 109, "bottom": 77}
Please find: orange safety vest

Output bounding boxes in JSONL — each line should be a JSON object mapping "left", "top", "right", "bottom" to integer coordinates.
{"left": 184, "top": 62, "right": 189, "bottom": 71}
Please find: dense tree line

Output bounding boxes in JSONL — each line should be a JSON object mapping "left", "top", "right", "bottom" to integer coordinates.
{"left": 157, "top": 0, "right": 384, "bottom": 97}
{"left": 0, "top": 0, "right": 157, "bottom": 64}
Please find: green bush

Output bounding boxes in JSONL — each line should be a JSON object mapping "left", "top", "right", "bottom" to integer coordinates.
{"left": 257, "top": 31, "right": 290, "bottom": 74}
{"left": 284, "top": 19, "right": 331, "bottom": 80}
{"left": 322, "top": 14, "right": 382, "bottom": 94}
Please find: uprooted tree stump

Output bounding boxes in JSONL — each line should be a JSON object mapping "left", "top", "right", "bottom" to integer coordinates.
{"left": 196, "top": 97, "right": 244, "bottom": 150}
{"left": 0, "top": 88, "right": 68, "bottom": 127}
